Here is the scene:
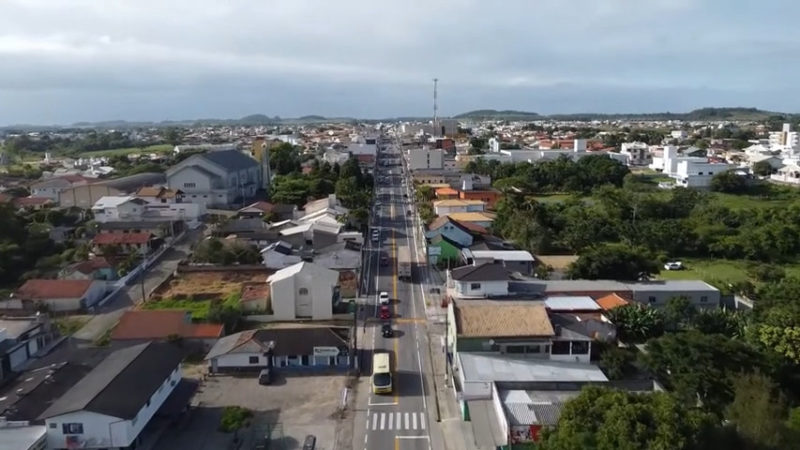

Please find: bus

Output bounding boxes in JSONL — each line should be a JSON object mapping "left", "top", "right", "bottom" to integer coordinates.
{"left": 372, "top": 352, "right": 392, "bottom": 394}
{"left": 397, "top": 245, "right": 411, "bottom": 280}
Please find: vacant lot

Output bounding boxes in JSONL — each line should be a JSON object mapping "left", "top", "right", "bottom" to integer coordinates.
{"left": 154, "top": 374, "right": 348, "bottom": 450}
{"left": 658, "top": 257, "right": 800, "bottom": 286}
{"left": 78, "top": 144, "right": 172, "bottom": 157}
{"left": 152, "top": 270, "right": 268, "bottom": 300}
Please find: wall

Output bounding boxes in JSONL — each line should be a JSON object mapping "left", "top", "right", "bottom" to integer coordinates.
{"left": 454, "top": 280, "right": 508, "bottom": 298}
{"left": 59, "top": 185, "right": 122, "bottom": 209}
{"left": 41, "top": 296, "right": 83, "bottom": 312}
{"left": 631, "top": 289, "right": 719, "bottom": 308}
{"left": 212, "top": 352, "right": 269, "bottom": 371}
{"left": 491, "top": 382, "right": 509, "bottom": 446}
{"left": 45, "top": 410, "right": 120, "bottom": 449}
{"left": 270, "top": 276, "right": 296, "bottom": 320}
{"left": 308, "top": 272, "right": 334, "bottom": 320}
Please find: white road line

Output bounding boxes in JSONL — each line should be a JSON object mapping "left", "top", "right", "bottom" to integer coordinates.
{"left": 404, "top": 412, "right": 409, "bottom": 429}
{"left": 387, "top": 412, "right": 393, "bottom": 430}
{"left": 396, "top": 411, "right": 401, "bottom": 429}
{"left": 396, "top": 436, "right": 430, "bottom": 440}
{"left": 372, "top": 412, "right": 378, "bottom": 430}
{"left": 420, "top": 413, "right": 426, "bottom": 430}
{"left": 368, "top": 401, "right": 398, "bottom": 406}
{"left": 412, "top": 412, "right": 418, "bottom": 430}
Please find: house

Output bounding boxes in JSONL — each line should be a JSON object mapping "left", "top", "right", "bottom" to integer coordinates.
{"left": 237, "top": 201, "right": 275, "bottom": 218}
{"left": 543, "top": 296, "right": 602, "bottom": 313}
{"left": 447, "top": 212, "right": 494, "bottom": 228}
{"left": 433, "top": 199, "right": 486, "bottom": 216}
{"left": 205, "top": 326, "right": 351, "bottom": 373}
{"left": 92, "top": 195, "right": 204, "bottom": 224}
{"left": 59, "top": 257, "right": 116, "bottom": 281}
{"left": 0, "top": 422, "right": 47, "bottom": 450}
{"left": 111, "top": 310, "right": 223, "bottom": 348}
{"left": 39, "top": 342, "right": 184, "bottom": 450}
{"left": 91, "top": 196, "right": 149, "bottom": 222}
{"left": 30, "top": 175, "right": 91, "bottom": 203}
{"left": 429, "top": 234, "right": 464, "bottom": 264}
{"left": 267, "top": 262, "right": 341, "bottom": 321}
{"left": 448, "top": 262, "right": 510, "bottom": 299}
{"left": 92, "top": 232, "right": 153, "bottom": 256}
{"left": 12, "top": 197, "right": 53, "bottom": 211}
{"left": 240, "top": 282, "right": 271, "bottom": 313}
{"left": 299, "top": 194, "right": 348, "bottom": 220}
{"left": 9, "top": 279, "right": 106, "bottom": 312}
{"left": 771, "top": 163, "right": 800, "bottom": 185}
{"left": 0, "top": 316, "right": 57, "bottom": 385}
{"left": 134, "top": 186, "right": 184, "bottom": 204}
{"left": 620, "top": 142, "right": 651, "bottom": 165}
{"left": 458, "top": 189, "right": 501, "bottom": 210}
{"left": 595, "top": 293, "right": 629, "bottom": 311}
{"left": 166, "top": 149, "right": 262, "bottom": 207}
{"left": 313, "top": 241, "right": 362, "bottom": 272}
{"left": 59, "top": 173, "right": 166, "bottom": 209}
{"left": 426, "top": 216, "right": 486, "bottom": 248}
{"left": 260, "top": 241, "right": 302, "bottom": 270}
{"left": 435, "top": 187, "right": 459, "bottom": 199}
{"left": 461, "top": 249, "right": 535, "bottom": 276}
{"left": 96, "top": 220, "right": 180, "bottom": 239}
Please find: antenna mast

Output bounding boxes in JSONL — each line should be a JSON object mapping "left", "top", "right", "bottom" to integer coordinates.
{"left": 433, "top": 78, "right": 438, "bottom": 137}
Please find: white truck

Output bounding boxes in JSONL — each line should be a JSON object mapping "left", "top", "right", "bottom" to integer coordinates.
{"left": 397, "top": 245, "right": 412, "bottom": 280}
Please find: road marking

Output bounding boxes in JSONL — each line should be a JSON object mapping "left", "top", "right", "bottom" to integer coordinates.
{"left": 368, "top": 400, "right": 398, "bottom": 406}
{"left": 420, "top": 416, "right": 426, "bottom": 430}
{"left": 380, "top": 412, "right": 386, "bottom": 430}
{"left": 391, "top": 318, "right": 426, "bottom": 324}
{"left": 387, "top": 411, "right": 393, "bottom": 430}
{"left": 396, "top": 411, "right": 401, "bottom": 429}
{"left": 367, "top": 412, "right": 426, "bottom": 431}
{"left": 412, "top": 412, "right": 417, "bottom": 430}
{"left": 372, "top": 412, "right": 378, "bottom": 430}
{"left": 396, "top": 436, "right": 430, "bottom": 439}
{"left": 404, "top": 412, "right": 409, "bottom": 429}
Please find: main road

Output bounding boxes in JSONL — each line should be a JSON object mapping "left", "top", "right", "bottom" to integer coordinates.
{"left": 357, "top": 140, "right": 439, "bottom": 450}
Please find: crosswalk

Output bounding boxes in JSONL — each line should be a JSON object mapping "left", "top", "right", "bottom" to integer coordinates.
{"left": 369, "top": 411, "right": 426, "bottom": 431}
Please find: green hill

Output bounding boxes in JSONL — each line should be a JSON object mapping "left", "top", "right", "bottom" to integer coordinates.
{"left": 454, "top": 107, "right": 789, "bottom": 122}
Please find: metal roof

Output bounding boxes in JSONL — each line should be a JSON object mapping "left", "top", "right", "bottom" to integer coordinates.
{"left": 500, "top": 390, "right": 577, "bottom": 426}
{"left": 202, "top": 149, "right": 259, "bottom": 172}
{"left": 470, "top": 250, "right": 534, "bottom": 262}
{"left": 458, "top": 352, "right": 608, "bottom": 384}
{"left": 544, "top": 296, "right": 601, "bottom": 311}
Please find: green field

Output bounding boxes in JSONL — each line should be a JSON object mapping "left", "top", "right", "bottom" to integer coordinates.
{"left": 79, "top": 144, "right": 172, "bottom": 157}
{"left": 141, "top": 298, "right": 212, "bottom": 320}
{"left": 710, "top": 191, "right": 800, "bottom": 210}
{"left": 658, "top": 258, "right": 800, "bottom": 286}
{"left": 528, "top": 193, "right": 575, "bottom": 203}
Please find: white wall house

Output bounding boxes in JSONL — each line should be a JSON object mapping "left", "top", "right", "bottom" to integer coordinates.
{"left": 408, "top": 148, "right": 444, "bottom": 170}
{"left": 40, "top": 342, "right": 183, "bottom": 450}
{"left": 771, "top": 163, "right": 800, "bottom": 185}
{"left": 650, "top": 146, "right": 731, "bottom": 188}
{"left": 433, "top": 199, "right": 486, "bottom": 216}
{"left": 268, "top": 262, "right": 340, "bottom": 320}
{"left": 260, "top": 241, "right": 302, "bottom": 270}
{"left": 620, "top": 142, "right": 651, "bottom": 165}
{"left": 91, "top": 195, "right": 205, "bottom": 223}
{"left": 166, "top": 149, "right": 261, "bottom": 208}
{"left": 447, "top": 263, "right": 510, "bottom": 299}
{"left": 488, "top": 137, "right": 501, "bottom": 153}
{"left": 11, "top": 279, "right": 107, "bottom": 312}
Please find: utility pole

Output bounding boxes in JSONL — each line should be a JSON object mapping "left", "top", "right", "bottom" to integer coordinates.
{"left": 432, "top": 78, "right": 439, "bottom": 137}
{"left": 140, "top": 269, "right": 147, "bottom": 303}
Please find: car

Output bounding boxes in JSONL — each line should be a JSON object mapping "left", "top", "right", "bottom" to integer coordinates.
{"left": 664, "top": 261, "right": 684, "bottom": 271}
{"left": 381, "top": 323, "right": 394, "bottom": 338}
{"left": 380, "top": 255, "right": 389, "bottom": 266}
{"left": 379, "top": 305, "right": 391, "bottom": 320}
{"left": 302, "top": 435, "right": 317, "bottom": 450}
{"left": 258, "top": 368, "right": 272, "bottom": 385}
{"left": 379, "top": 291, "right": 390, "bottom": 305}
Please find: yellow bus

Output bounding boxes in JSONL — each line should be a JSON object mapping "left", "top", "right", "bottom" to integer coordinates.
{"left": 372, "top": 352, "right": 392, "bottom": 394}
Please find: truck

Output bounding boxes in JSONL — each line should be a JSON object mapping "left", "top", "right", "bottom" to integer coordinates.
{"left": 397, "top": 245, "right": 412, "bottom": 280}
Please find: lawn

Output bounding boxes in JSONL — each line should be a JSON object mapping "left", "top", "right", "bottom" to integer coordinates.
{"left": 79, "top": 144, "right": 172, "bottom": 157}
{"left": 710, "top": 191, "right": 799, "bottom": 210}
{"left": 141, "top": 298, "right": 212, "bottom": 321}
{"left": 658, "top": 257, "right": 800, "bottom": 287}
{"left": 528, "top": 193, "right": 574, "bottom": 203}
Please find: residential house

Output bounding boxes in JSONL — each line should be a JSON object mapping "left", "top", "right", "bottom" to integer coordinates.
{"left": 267, "top": 262, "right": 341, "bottom": 321}
{"left": 433, "top": 199, "right": 486, "bottom": 216}
{"left": 111, "top": 310, "right": 223, "bottom": 349}
{"left": 447, "top": 262, "right": 510, "bottom": 299}
{"left": 447, "top": 212, "right": 495, "bottom": 228}
{"left": 96, "top": 220, "right": 179, "bottom": 239}
{"left": 215, "top": 218, "right": 280, "bottom": 246}
{"left": 91, "top": 196, "right": 149, "bottom": 222}
{"left": 92, "top": 195, "right": 204, "bottom": 224}
{"left": 461, "top": 249, "right": 535, "bottom": 276}
{"left": 59, "top": 257, "right": 117, "bottom": 281}
{"left": 30, "top": 175, "right": 91, "bottom": 203}
{"left": 260, "top": 241, "right": 302, "bottom": 270}
{"left": 620, "top": 142, "right": 651, "bottom": 165}
{"left": 458, "top": 189, "right": 501, "bottom": 210}
{"left": 595, "top": 293, "right": 629, "bottom": 312}
{"left": 166, "top": 149, "right": 261, "bottom": 207}
{"left": 435, "top": 187, "right": 459, "bottom": 199}
{"left": 59, "top": 173, "right": 166, "bottom": 209}
{"left": 429, "top": 234, "right": 464, "bottom": 265}
{"left": 205, "top": 326, "right": 351, "bottom": 373}
{"left": 426, "top": 216, "right": 486, "bottom": 249}
{"left": 0, "top": 316, "right": 57, "bottom": 385}
{"left": 39, "top": 342, "right": 184, "bottom": 450}
{"left": 92, "top": 232, "right": 153, "bottom": 256}
{"left": 0, "top": 422, "right": 47, "bottom": 450}
{"left": 237, "top": 201, "right": 276, "bottom": 218}
{"left": 8, "top": 279, "right": 106, "bottom": 312}
{"left": 134, "top": 186, "right": 184, "bottom": 204}
{"left": 12, "top": 197, "right": 53, "bottom": 211}
{"left": 771, "top": 163, "right": 800, "bottom": 185}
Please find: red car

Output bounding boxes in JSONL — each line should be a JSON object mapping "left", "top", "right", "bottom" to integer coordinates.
{"left": 379, "top": 305, "right": 391, "bottom": 320}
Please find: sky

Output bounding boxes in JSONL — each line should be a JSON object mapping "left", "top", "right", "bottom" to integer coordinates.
{"left": 1, "top": 0, "right": 799, "bottom": 125}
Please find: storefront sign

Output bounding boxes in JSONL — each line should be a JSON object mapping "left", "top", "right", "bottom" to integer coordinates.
{"left": 313, "top": 347, "right": 340, "bottom": 357}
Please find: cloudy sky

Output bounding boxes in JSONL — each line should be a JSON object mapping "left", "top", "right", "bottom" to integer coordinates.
{"left": 0, "top": 0, "right": 798, "bottom": 125}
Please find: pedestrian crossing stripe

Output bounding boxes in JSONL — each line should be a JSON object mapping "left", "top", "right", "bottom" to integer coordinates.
{"left": 369, "top": 412, "right": 426, "bottom": 431}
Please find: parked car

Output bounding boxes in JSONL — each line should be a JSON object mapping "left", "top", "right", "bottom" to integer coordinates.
{"left": 381, "top": 323, "right": 394, "bottom": 338}
{"left": 379, "top": 291, "right": 390, "bottom": 305}
{"left": 664, "top": 261, "right": 684, "bottom": 271}
{"left": 379, "top": 305, "right": 391, "bottom": 320}
{"left": 258, "top": 368, "right": 272, "bottom": 385}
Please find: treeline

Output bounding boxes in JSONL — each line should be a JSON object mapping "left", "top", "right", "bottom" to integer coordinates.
{"left": 4, "top": 131, "right": 145, "bottom": 154}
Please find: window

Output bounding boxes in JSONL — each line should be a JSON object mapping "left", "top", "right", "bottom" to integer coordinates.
{"left": 49, "top": 423, "right": 57, "bottom": 429}
{"left": 249, "top": 356, "right": 259, "bottom": 364}
{"left": 183, "top": 182, "right": 196, "bottom": 189}
{"left": 525, "top": 345, "right": 541, "bottom": 354}
{"left": 299, "top": 288, "right": 309, "bottom": 295}
{"left": 572, "top": 341, "right": 589, "bottom": 354}
{"left": 551, "top": 341, "right": 570, "bottom": 355}
{"left": 700, "top": 296, "right": 708, "bottom": 303}
{"left": 470, "top": 283, "right": 481, "bottom": 290}
{"left": 62, "top": 423, "right": 84, "bottom": 434}
{"left": 505, "top": 345, "right": 525, "bottom": 354}
{"left": 648, "top": 296, "right": 657, "bottom": 304}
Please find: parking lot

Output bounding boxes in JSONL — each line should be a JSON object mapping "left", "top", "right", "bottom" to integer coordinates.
{"left": 154, "top": 371, "right": 349, "bottom": 450}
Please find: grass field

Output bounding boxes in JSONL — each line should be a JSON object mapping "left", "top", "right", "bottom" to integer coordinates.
{"left": 79, "top": 144, "right": 172, "bottom": 157}
{"left": 142, "top": 298, "right": 213, "bottom": 321}
{"left": 658, "top": 257, "right": 800, "bottom": 286}
{"left": 710, "top": 191, "right": 800, "bottom": 210}
{"left": 152, "top": 270, "right": 269, "bottom": 300}
{"left": 528, "top": 194, "right": 574, "bottom": 203}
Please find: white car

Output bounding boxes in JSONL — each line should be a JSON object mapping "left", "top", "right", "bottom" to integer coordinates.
{"left": 664, "top": 261, "right": 684, "bottom": 271}
{"left": 379, "top": 291, "right": 390, "bottom": 305}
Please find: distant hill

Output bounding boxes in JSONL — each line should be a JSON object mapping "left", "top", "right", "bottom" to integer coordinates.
{"left": 455, "top": 107, "right": 790, "bottom": 122}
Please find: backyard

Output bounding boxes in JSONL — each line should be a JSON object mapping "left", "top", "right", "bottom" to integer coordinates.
{"left": 151, "top": 270, "right": 269, "bottom": 300}
{"left": 657, "top": 257, "right": 800, "bottom": 287}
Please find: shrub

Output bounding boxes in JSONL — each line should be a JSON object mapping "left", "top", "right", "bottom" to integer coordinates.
{"left": 219, "top": 406, "right": 252, "bottom": 432}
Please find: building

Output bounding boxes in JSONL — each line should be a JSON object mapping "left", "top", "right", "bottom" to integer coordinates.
{"left": 407, "top": 148, "right": 444, "bottom": 170}
{"left": 650, "top": 146, "right": 732, "bottom": 188}
{"left": 237, "top": 201, "right": 276, "bottom": 219}
{"left": 9, "top": 279, "right": 106, "bottom": 312}
{"left": 30, "top": 175, "right": 91, "bottom": 203}
{"left": 433, "top": 199, "right": 486, "bottom": 216}
{"left": 771, "top": 163, "right": 800, "bottom": 185}
{"left": 620, "top": 142, "right": 650, "bottom": 165}
{"left": 461, "top": 249, "right": 535, "bottom": 276}
{"left": 446, "top": 212, "right": 494, "bottom": 228}
{"left": 39, "top": 342, "right": 184, "bottom": 450}
{"left": 92, "top": 232, "right": 153, "bottom": 256}
{"left": 59, "top": 257, "right": 116, "bottom": 281}
{"left": 0, "top": 421, "right": 47, "bottom": 450}
{"left": 260, "top": 241, "right": 302, "bottom": 270}
{"left": 448, "top": 262, "right": 510, "bottom": 299}
{"left": 134, "top": 186, "right": 184, "bottom": 204}
{"left": 768, "top": 123, "right": 800, "bottom": 152}
{"left": 204, "top": 326, "right": 351, "bottom": 373}
{"left": 166, "top": 149, "right": 261, "bottom": 207}
{"left": 434, "top": 187, "right": 459, "bottom": 199}
{"left": 267, "top": 262, "right": 341, "bottom": 321}
{"left": 0, "top": 316, "right": 57, "bottom": 385}
{"left": 91, "top": 196, "right": 149, "bottom": 222}
{"left": 58, "top": 173, "right": 166, "bottom": 209}
{"left": 110, "top": 310, "right": 224, "bottom": 348}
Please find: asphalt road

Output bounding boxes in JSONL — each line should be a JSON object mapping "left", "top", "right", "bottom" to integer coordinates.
{"left": 362, "top": 144, "right": 435, "bottom": 450}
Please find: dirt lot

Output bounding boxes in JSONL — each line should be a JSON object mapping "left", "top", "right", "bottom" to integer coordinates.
{"left": 152, "top": 270, "right": 268, "bottom": 300}
{"left": 154, "top": 372, "right": 349, "bottom": 450}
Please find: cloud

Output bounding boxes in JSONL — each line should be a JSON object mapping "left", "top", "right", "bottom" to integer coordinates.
{"left": 0, "top": 0, "right": 798, "bottom": 124}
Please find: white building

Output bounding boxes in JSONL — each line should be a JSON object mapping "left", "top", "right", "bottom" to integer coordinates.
{"left": 620, "top": 142, "right": 651, "bottom": 165}
{"left": 488, "top": 137, "right": 501, "bottom": 153}
{"left": 650, "top": 146, "right": 731, "bottom": 188}
{"left": 433, "top": 199, "right": 486, "bottom": 216}
{"left": 39, "top": 342, "right": 183, "bottom": 450}
{"left": 447, "top": 262, "right": 510, "bottom": 299}
{"left": 267, "top": 262, "right": 340, "bottom": 321}
{"left": 768, "top": 123, "right": 800, "bottom": 153}
{"left": 260, "top": 241, "right": 302, "bottom": 270}
{"left": 407, "top": 148, "right": 444, "bottom": 170}
{"left": 91, "top": 195, "right": 205, "bottom": 223}
{"left": 771, "top": 163, "right": 800, "bottom": 185}
{"left": 671, "top": 130, "right": 688, "bottom": 140}
{"left": 166, "top": 149, "right": 262, "bottom": 208}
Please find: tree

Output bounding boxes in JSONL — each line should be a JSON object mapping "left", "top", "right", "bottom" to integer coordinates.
{"left": 599, "top": 346, "right": 634, "bottom": 380}
{"left": 754, "top": 325, "right": 800, "bottom": 364}
{"left": 567, "top": 243, "right": 659, "bottom": 281}
{"left": 664, "top": 296, "right": 697, "bottom": 331}
{"left": 641, "top": 331, "right": 764, "bottom": 416}
{"left": 710, "top": 171, "right": 747, "bottom": 194}
{"left": 691, "top": 308, "right": 748, "bottom": 338}
{"left": 415, "top": 185, "right": 435, "bottom": 203}
{"left": 163, "top": 127, "right": 183, "bottom": 146}
{"left": 469, "top": 137, "right": 486, "bottom": 151}
{"left": 270, "top": 143, "right": 301, "bottom": 175}
{"left": 605, "top": 304, "right": 664, "bottom": 343}
{"left": 538, "top": 386, "right": 717, "bottom": 450}
{"left": 753, "top": 160, "right": 775, "bottom": 176}
{"left": 727, "top": 372, "right": 794, "bottom": 449}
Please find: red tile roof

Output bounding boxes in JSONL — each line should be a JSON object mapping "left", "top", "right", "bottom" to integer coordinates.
{"left": 240, "top": 283, "right": 270, "bottom": 303}
{"left": 70, "top": 257, "right": 113, "bottom": 274}
{"left": 16, "top": 279, "right": 93, "bottom": 299}
{"left": 596, "top": 293, "right": 629, "bottom": 311}
{"left": 435, "top": 187, "right": 459, "bottom": 197}
{"left": 244, "top": 201, "right": 275, "bottom": 213}
{"left": 112, "top": 310, "right": 224, "bottom": 340}
{"left": 13, "top": 197, "right": 52, "bottom": 207}
{"left": 93, "top": 232, "right": 151, "bottom": 245}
